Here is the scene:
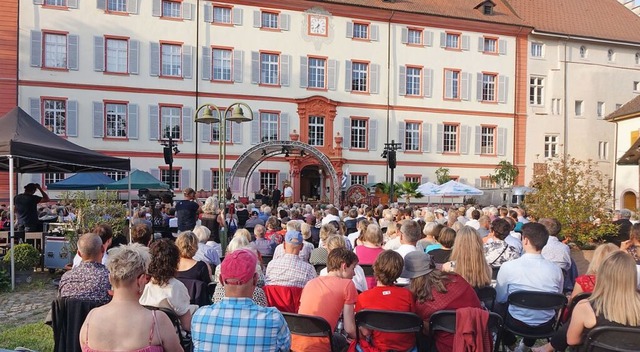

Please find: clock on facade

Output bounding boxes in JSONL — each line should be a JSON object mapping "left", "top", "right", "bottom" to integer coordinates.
{"left": 309, "top": 15, "right": 328, "bottom": 36}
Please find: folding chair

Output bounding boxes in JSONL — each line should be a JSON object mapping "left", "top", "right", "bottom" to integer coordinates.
{"left": 562, "top": 292, "right": 591, "bottom": 324}
{"left": 583, "top": 326, "right": 640, "bottom": 352}
{"left": 314, "top": 264, "right": 326, "bottom": 275}
{"left": 355, "top": 309, "right": 423, "bottom": 350}
{"left": 282, "top": 312, "right": 334, "bottom": 352}
{"left": 359, "top": 264, "right": 374, "bottom": 277}
{"left": 502, "top": 291, "right": 567, "bottom": 347}
{"left": 429, "top": 309, "right": 503, "bottom": 352}
{"left": 143, "top": 305, "right": 192, "bottom": 352}
{"left": 475, "top": 285, "right": 497, "bottom": 311}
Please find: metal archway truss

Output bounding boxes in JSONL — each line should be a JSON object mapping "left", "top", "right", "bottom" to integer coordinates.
{"left": 228, "top": 140, "right": 340, "bottom": 204}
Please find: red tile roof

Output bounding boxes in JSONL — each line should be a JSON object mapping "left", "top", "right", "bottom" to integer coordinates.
{"left": 606, "top": 95, "right": 640, "bottom": 121}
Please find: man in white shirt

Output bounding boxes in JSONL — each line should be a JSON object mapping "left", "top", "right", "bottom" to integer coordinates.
{"left": 539, "top": 218, "right": 571, "bottom": 272}
{"left": 283, "top": 184, "right": 294, "bottom": 206}
{"left": 394, "top": 220, "right": 421, "bottom": 285}
{"left": 465, "top": 209, "right": 481, "bottom": 230}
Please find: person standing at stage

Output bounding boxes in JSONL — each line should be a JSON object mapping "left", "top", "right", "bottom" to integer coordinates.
{"left": 14, "top": 183, "right": 49, "bottom": 232}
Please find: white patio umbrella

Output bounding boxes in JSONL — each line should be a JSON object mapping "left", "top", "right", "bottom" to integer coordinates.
{"left": 433, "top": 180, "right": 484, "bottom": 196}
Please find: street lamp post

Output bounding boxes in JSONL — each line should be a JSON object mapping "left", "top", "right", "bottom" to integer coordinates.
{"left": 194, "top": 102, "right": 253, "bottom": 253}
{"left": 382, "top": 140, "right": 402, "bottom": 206}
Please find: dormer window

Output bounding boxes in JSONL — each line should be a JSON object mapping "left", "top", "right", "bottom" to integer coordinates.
{"left": 475, "top": 0, "right": 496, "bottom": 15}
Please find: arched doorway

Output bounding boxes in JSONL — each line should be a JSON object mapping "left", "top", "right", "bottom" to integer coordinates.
{"left": 623, "top": 190, "right": 638, "bottom": 211}
{"left": 300, "top": 165, "right": 321, "bottom": 201}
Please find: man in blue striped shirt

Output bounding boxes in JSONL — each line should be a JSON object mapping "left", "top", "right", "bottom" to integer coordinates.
{"left": 192, "top": 249, "right": 290, "bottom": 352}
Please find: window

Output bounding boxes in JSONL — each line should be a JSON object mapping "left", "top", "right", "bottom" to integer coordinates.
{"left": 161, "top": 1, "right": 181, "bottom": 17}
{"left": 43, "top": 33, "right": 67, "bottom": 69}
{"left": 105, "top": 171, "right": 126, "bottom": 181}
{"left": 531, "top": 42, "right": 543, "bottom": 58}
{"left": 407, "top": 29, "right": 422, "bottom": 44}
{"left": 209, "top": 170, "right": 220, "bottom": 190}
{"left": 481, "top": 74, "right": 497, "bottom": 102}
{"left": 445, "top": 33, "right": 460, "bottom": 49}
{"left": 353, "top": 23, "right": 369, "bottom": 39}
{"left": 44, "top": 173, "right": 65, "bottom": 186}
{"left": 350, "top": 119, "right": 367, "bottom": 149}
{"left": 445, "top": 69, "right": 460, "bottom": 99}
{"left": 160, "top": 106, "right": 181, "bottom": 140}
{"left": 405, "top": 176, "right": 420, "bottom": 183}
{"left": 308, "top": 57, "right": 326, "bottom": 89}
{"left": 635, "top": 81, "right": 640, "bottom": 92}
{"left": 483, "top": 4, "right": 494, "bottom": 15}
{"left": 107, "top": 0, "right": 126, "bottom": 12}
{"left": 45, "top": 0, "right": 66, "bottom": 6}
{"left": 211, "top": 123, "right": 231, "bottom": 143}
{"left": 636, "top": 53, "right": 640, "bottom": 65}
{"left": 529, "top": 77, "right": 544, "bottom": 105}
{"left": 598, "top": 141, "right": 608, "bottom": 160}
{"left": 43, "top": 99, "right": 66, "bottom": 135}
{"left": 597, "top": 101, "right": 605, "bottom": 118}
{"left": 350, "top": 174, "right": 367, "bottom": 185}
{"left": 105, "top": 103, "right": 127, "bottom": 138}
{"left": 405, "top": 122, "right": 420, "bottom": 151}
{"left": 481, "top": 126, "right": 496, "bottom": 154}
{"left": 308, "top": 116, "right": 324, "bottom": 146}
{"left": 160, "top": 169, "right": 180, "bottom": 190}
{"left": 260, "top": 172, "right": 277, "bottom": 191}
{"left": 615, "top": 103, "right": 623, "bottom": 111}
{"left": 544, "top": 135, "right": 559, "bottom": 158}
{"left": 260, "top": 112, "right": 278, "bottom": 142}
{"left": 406, "top": 67, "right": 421, "bottom": 96}
{"left": 575, "top": 100, "right": 583, "bottom": 117}
{"left": 607, "top": 49, "right": 614, "bottom": 62}
{"left": 161, "top": 44, "right": 181, "bottom": 77}
{"left": 579, "top": 46, "right": 587, "bottom": 59}
{"left": 212, "top": 49, "right": 232, "bottom": 81}
{"left": 443, "top": 124, "right": 458, "bottom": 153}
{"left": 261, "top": 12, "right": 278, "bottom": 29}
{"left": 105, "top": 38, "right": 128, "bottom": 73}
{"left": 480, "top": 177, "right": 495, "bottom": 188}
{"left": 213, "top": 6, "right": 231, "bottom": 23}
{"left": 483, "top": 38, "right": 497, "bottom": 53}
{"left": 260, "top": 53, "right": 279, "bottom": 85}
{"left": 351, "top": 62, "right": 369, "bottom": 92}
{"left": 551, "top": 98, "right": 562, "bottom": 115}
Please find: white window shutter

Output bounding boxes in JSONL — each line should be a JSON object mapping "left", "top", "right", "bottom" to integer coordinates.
{"left": 128, "top": 104, "right": 139, "bottom": 139}
{"left": 478, "top": 37, "right": 484, "bottom": 52}
{"left": 461, "top": 35, "right": 470, "bottom": 51}
{"left": 251, "top": 172, "right": 260, "bottom": 193}
{"left": 149, "top": 42, "right": 160, "bottom": 76}
{"left": 439, "top": 32, "right": 446, "bottom": 48}
{"left": 421, "top": 177, "right": 429, "bottom": 184}
{"left": 152, "top": 0, "right": 161, "bottom": 17}
{"left": 203, "top": 4, "right": 212, "bottom": 23}
{"left": 182, "top": 45, "right": 193, "bottom": 79}
{"left": 344, "top": 60, "right": 352, "bottom": 92}
{"left": 30, "top": 31, "right": 42, "bottom": 67}
{"left": 369, "top": 175, "right": 375, "bottom": 184}
{"left": 232, "top": 176, "right": 241, "bottom": 193}
{"left": 232, "top": 122, "right": 242, "bottom": 144}
{"left": 425, "top": 31, "right": 434, "bottom": 47}
{"left": 346, "top": 23, "right": 353, "bottom": 38}
{"left": 66, "top": 101, "right": 78, "bottom": 137}
{"left": 92, "top": 102, "right": 104, "bottom": 138}
{"left": 477, "top": 73, "right": 484, "bottom": 101}
{"left": 369, "top": 119, "right": 377, "bottom": 151}
{"left": 97, "top": 0, "right": 106, "bottom": 10}
{"left": 29, "top": 98, "right": 41, "bottom": 122}
{"left": 436, "top": 123, "right": 444, "bottom": 153}
{"left": 280, "top": 14, "right": 290, "bottom": 31}
{"left": 68, "top": 34, "right": 79, "bottom": 70}
{"left": 233, "top": 50, "right": 243, "bottom": 82}
{"left": 423, "top": 68, "right": 433, "bottom": 98}
{"left": 370, "top": 25, "right": 379, "bottom": 41}
{"left": 250, "top": 113, "right": 260, "bottom": 144}
{"left": 280, "top": 54, "right": 291, "bottom": 86}
{"left": 182, "top": 3, "right": 193, "bottom": 20}
{"left": 129, "top": 40, "right": 140, "bottom": 75}
{"left": 343, "top": 117, "right": 351, "bottom": 149}
{"left": 180, "top": 169, "right": 190, "bottom": 191}
{"left": 328, "top": 59, "right": 338, "bottom": 91}
{"left": 67, "top": 0, "right": 78, "bottom": 8}
{"left": 127, "top": 0, "right": 138, "bottom": 14}
{"left": 279, "top": 172, "right": 288, "bottom": 187}
{"left": 280, "top": 113, "right": 289, "bottom": 140}
{"left": 461, "top": 72, "right": 471, "bottom": 101}
{"left": 200, "top": 122, "right": 211, "bottom": 143}
{"left": 251, "top": 51, "right": 260, "bottom": 84}
{"left": 94, "top": 36, "right": 104, "bottom": 71}
{"left": 370, "top": 64, "right": 380, "bottom": 94}
{"left": 444, "top": 70, "right": 453, "bottom": 99}
{"left": 253, "top": 11, "right": 261, "bottom": 28}
{"left": 201, "top": 46, "right": 211, "bottom": 80}
{"left": 422, "top": 123, "right": 431, "bottom": 153}
{"left": 150, "top": 169, "right": 161, "bottom": 184}
{"left": 460, "top": 125, "right": 470, "bottom": 154}
{"left": 498, "top": 76, "right": 508, "bottom": 103}
{"left": 225, "top": 120, "right": 232, "bottom": 143}
{"left": 149, "top": 105, "right": 159, "bottom": 140}
{"left": 474, "top": 126, "right": 482, "bottom": 154}
{"left": 401, "top": 28, "right": 408, "bottom": 44}
{"left": 182, "top": 107, "right": 193, "bottom": 141}
{"left": 299, "top": 56, "right": 308, "bottom": 88}
{"left": 202, "top": 170, "right": 212, "bottom": 191}
{"left": 497, "top": 127, "right": 507, "bottom": 156}
{"left": 499, "top": 39, "right": 507, "bottom": 55}
{"left": 398, "top": 66, "right": 406, "bottom": 96}
{"left": 232, "top": 8, "right": 243, "bottom": 25}
{"left": 398, "top": 121, "right": 406, "bottom": 149}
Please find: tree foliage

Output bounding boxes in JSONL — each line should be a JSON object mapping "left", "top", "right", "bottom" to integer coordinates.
{"left": 524, "top": 156, "right": 617, "bottom": 245}
{"left": 435, "top": 167, "right": 450, "bottom": 185}
{"left": 394, "top": 181, "right": 424, "bottom": 205}
{"left": 490, "top": 160, "right": 519, "bottom": 188}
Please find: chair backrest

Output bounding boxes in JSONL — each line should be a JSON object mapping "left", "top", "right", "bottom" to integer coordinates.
{"left": 566, "top": 292, "right": 592, "bottom": 320}
{"left": 429, "top": 309, "right": 503, "bottom": 334}
{"left": 584, "top": 326, "right": 640, "bottom": 352}
{"left": 282, "top": 312, "right": 334, "bottom": 350}
{"left": 360, "top": 264, "right": 374, "bottom": 277}
{"left": 261, "top": 255, "right": 273, "bottom": 266}
{"left": 507, "top": 290, "right": 567, "bottom": 329}
{"left": 144, "top": 305, "right": 192, "bottom": 352}
{"left": 314, "top": 264, "right": 326, "bottom": 275}
{"left": 355, "top": 309, "right": 423, "bottom": 334}
{"left": 51, "top": 297, "right": 105, "bottom": 352}
{"left": 176, "top": 277, "right": 211, "bottom": 307}
{"left": 263, "top": 285, "right": 303, "bottom": 313}
{"left": 475, "top": 286, "right": 497, "bottom": 311}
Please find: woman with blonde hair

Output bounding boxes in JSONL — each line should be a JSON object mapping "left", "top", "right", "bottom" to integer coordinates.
{"left": 442, "top": 226, "right": 491, "bottom": 289}
{"left": 200, "top": 196, "right": 224, "bottom": 243}
{"left": 175, "top": 231, "right": 211, "bottom": 284}
{"left": 319, "top": 235, "right": 368, "bottom": 292}
{"left": 310, "top": 223, "right": 337, "bottom": 265}
{"left": 354, "top": 223, "right": 384, "bottom": 289}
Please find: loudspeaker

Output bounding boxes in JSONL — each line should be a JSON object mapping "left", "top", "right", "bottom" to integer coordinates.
{"left": 163, "top": 147, "right": 173, "bottom": 164}
{"left": 388, "top": 150, "right": 397, "bottom": 169}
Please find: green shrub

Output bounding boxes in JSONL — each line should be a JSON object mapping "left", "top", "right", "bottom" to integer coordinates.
{"left": 2, "top": 244, "right": 40, "bottom": 271}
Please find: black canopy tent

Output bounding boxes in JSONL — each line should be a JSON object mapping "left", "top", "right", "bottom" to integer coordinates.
{"left": 0, "top": 107, "right": 131, "bottom": 290}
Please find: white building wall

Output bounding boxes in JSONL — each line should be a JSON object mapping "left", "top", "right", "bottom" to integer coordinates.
{"left": 614, "top": 117, "right": 640, "bottom": 209}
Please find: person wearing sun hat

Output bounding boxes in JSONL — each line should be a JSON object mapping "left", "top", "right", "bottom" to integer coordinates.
{"left": 265, "top": 230, "right": 316, "bottom": 288}
{"left": 191, "top": 249, "right": 290, "bottom": 351}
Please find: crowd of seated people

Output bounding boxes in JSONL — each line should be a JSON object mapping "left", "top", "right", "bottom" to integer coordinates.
{"left": 48, "top": 197, "right": 640, "bottom": 352}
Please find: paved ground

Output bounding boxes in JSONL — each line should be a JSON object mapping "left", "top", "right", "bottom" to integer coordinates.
{"left": 0, "top": 272, "right": 58, "bottom": 327}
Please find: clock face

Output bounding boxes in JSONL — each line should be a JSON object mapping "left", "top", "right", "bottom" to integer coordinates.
{"left": 309, "top": 15, "right": 327, "bottom": 36}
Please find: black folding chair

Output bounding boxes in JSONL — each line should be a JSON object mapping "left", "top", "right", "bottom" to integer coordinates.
{"left": 429, "top": 309, "right": 503, "bottom": 352}
{"left": 475, "top": 286, "right": 497, "bottom": 311}
{"left": 314, "top": 264, "right": 326, "bottom": 275}
{"left": 355, "top": 309, "right": 423, "bottom": 350}
{"left": 282, "top": 312, "right": 334, "bottom": 352}
{"left": 261, "top": 255, "right": 273, "bottom": 266}
{"left": 143, "top": 305, "right": 192, "bottom": 351}
{"left": 565, "top": 292, "right": 591, "bottom": 322}
{"left": 359, "top": 264, "right": 374, "bottom": 277}
{"left": 583, "top": 326, "right": 640, "bottom": 352}
{"left": 503, "top": 291, "right": 567, "bottom": 345}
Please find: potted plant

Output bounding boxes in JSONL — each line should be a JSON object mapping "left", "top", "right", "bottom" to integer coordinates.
{"left": 3, "top": 243, "right": 40, "bottom": 284}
